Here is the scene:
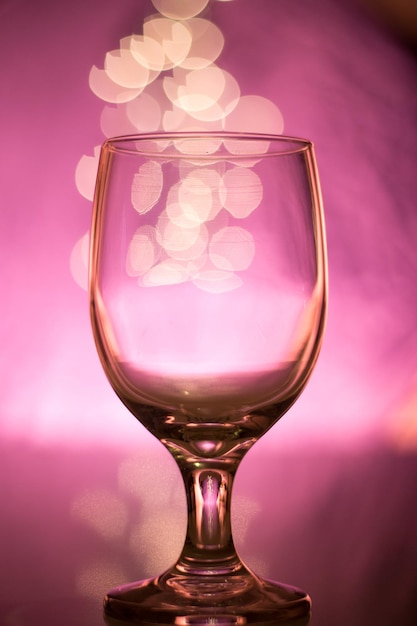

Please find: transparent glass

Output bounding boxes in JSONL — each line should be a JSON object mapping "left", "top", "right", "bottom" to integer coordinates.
{"left": 89, "top": 132, "right": 327, "bottom": 625}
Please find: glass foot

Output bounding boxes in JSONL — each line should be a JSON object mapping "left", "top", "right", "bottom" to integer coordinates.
{"left": 103, "top": 569, "right": 311, "bottom": 625}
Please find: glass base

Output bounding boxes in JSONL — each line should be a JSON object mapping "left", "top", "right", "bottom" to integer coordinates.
{"left": 103, "top": 569, "right": 311, "bottom": 625}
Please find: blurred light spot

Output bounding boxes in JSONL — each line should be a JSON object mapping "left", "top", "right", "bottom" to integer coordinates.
{"left": 126, "top": 226, "right": 160, "bottom": 276}
{"left": 187, "top": 69, "right": 240, "bottom": 122}
{"left": 186, "top": 168, "right": 223, "bottom": 220}
{"left": 129, "top": 512, "right": 184, "bottom": 576}
{"left": 193, "top": 269, "right": 242, "bottom": 293}
{"left": 74, "top": 146, "right": 100, "bottom": 201}
{"left": 209, "top": 226, "right": 255, "bottom": 271}
{"left": 232, "top": 495, "right": 261, "bottom": 546}
{"left": 89, "top": 65, "right": 143, "bottom": 103}
{"left": 82, "top": 0, "right": 286, "bottom": 304}
{"left": 178, "top": 18, "right": 224, "bottom": 70}
{"left": 386, "top": 382, "right": 417, "bottom": 451}
{"left": 162, "top": 106, "right": 193, "bottom": 131}
{"left": 224, "top": 94, "right": 284, "bottom": 135}
{"left": 144, "top": 17, "right": 193, "bottom": 70}
{"left": 165, "top": 65, "right": 226, "bottom": 113}
{"left": 78, "top": 4, "right": 288, "bottom": 306}
{"left": 70, "top": 231, "right": 90, "bottom": 291}
{"left": 128, "top": 34, "right": 166, "bottom": 72}
{"left": 167, "top": 224, "right": 209, "bottom": 262}
{"left": 131, "top": 160, "right": 163, "bottom": 214}
{"left": 71, "top": 488, "right": 129, "bottom": 539}
{"left": 157, "top": 214, "right": 202, "bottom": 253}
{"left": 118, "top": 453, "right": 184, "bottom": 508}
{"left": 125, "top": 92, "right": 162, "bottom": 132}
{"left": 76, "top": 560, "right": 129, "bottom": 599}
{"left": 166, "top": 196, "right": 210, "bottom": 234}
{"left": 166, "top": 198, "right": 197, "bottom": 230}
{"left": 163, "top": 66, "right": 240, "bottom": 124}
{"left": 178, "top": 176, "right": 213, "bottom": 223}
{"left": 163, "top": 106, "right": 222, "bottom": 132}
{"left": 173, "top": 135, "right": 223, "bottom": 155}
{"left": 86, "top": 0, "right": 281, "bottom": 301}
{"left": 100, "top": 104, "right": 138, "bottom": 137}
{"left": 104, "top": 48, "right": 151, "bottom": 89}
{"left": 143, "top": 260, "right": 190, "bottom": 286}
{"left": 220, "top": 167, "right": 263, "bottom": 218}
{"left": 165, "top": 185, "right": 198, "bottom": 228}
{"left": 151, "top": 0, "right": 210, "bottom": 20}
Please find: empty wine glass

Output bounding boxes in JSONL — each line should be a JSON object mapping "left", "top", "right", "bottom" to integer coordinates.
{"left": 89, "top": 132, "right": 327, "bottom": 625}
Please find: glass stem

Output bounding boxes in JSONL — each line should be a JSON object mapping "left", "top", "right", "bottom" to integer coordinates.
{"left": 174, "top": 459, "right": 244, "bottom": 576}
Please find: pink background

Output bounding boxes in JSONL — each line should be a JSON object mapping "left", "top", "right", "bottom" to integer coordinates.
{"left": 1, "top": 1, "right": 416, "bottom": 624}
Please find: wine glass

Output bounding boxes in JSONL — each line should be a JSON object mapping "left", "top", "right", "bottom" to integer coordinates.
{"left": 89, "top": 132, "right": 327, "bottom": 625}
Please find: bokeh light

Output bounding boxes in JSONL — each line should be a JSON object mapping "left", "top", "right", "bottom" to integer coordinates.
{"left": 131, "top": 160, "right": 163, "bottom": 214}
{"left": 224, "top": 95, "right": 284, "bottom": 135}
{"left": 75, "top": 147, "right": 101, "bottom": 201}
{"left": 209, "top": 225, "right": 255, "bottom": 271}
{"left": 71, "top": 488, "right": 129, "bottom": 540}
{"left": 126, "top": 226, "right": 160, "bottom": 277}
{"left": 74, "top": 0, "right": 281, "bottom": 298}
{"left": 151, "top": 0, "right": 211, "bottom": 21}
{"left": 143, "top": 18, "right": 193, "bottom": 70}
{"left": 70, "top": 231, "right": 90, "bottom": 290}
{"left": 89, "top": 65, "right": 144, "bottom": 103}
{"left": 220, "top": 167, "right": 263, "bottom": 218}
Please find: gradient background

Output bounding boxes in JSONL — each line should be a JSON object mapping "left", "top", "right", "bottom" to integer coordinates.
{"left": 1, "top": 0, "right": 416, "bottom": 624}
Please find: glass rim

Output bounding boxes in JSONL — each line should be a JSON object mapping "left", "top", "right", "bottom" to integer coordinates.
{"left": 102, "top": 132, "right": 313, "bottom": 158}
